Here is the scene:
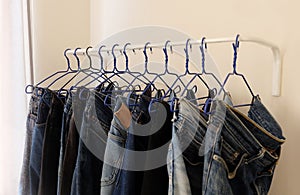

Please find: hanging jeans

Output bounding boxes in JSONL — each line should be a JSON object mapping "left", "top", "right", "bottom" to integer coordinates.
{"left": 112, "top": 87, "right": 152, "bottom": 195}
{"left": 202, "top": 97, "right": 285, "bottom": 195}
{"left": 19, "top": 88, "right": 46, "bottom": 195}
{"left": 57, "top": 93, "right": 73, "bottom": 195}
{"left": 38, "top": 91, "right": 65, "bottom": 195}
{"left": 100, "top": 96, "right": 129, "bottom": 195}
{"left": 29, "top": 88, "right": 53, "bottom": 195}
{"left": 167, "top": 98, "right": 208, "bottom": 195}
{"left": 71, "top": 89, "right": 113, "bottom": 195}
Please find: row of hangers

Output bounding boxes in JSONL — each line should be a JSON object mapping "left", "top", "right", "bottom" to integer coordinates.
{"left": 25, "top": 34, "right": 256, "bottom": 113}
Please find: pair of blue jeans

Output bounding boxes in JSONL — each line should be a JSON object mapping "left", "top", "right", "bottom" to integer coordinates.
{"left": 38, "top": 90, "right": 65, "bottom": 195}
{"left": 19, "top": 88, "right": 46, "bottom": 195}
{"left": 28, "top": 88, "right": 54, "bottom": 195}
{"left": 71, "top": 87, "right": 113, "bottom": 195}
{"left": 202, "top": 96, "right": 285, "bottom": 195}
{"left": 167, "top": 95, "right": 285, "bottom": 195}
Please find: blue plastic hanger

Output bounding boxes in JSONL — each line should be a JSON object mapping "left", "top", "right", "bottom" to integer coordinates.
{"left": 219, "top": 34, "right": 255, "bottom": 107}
{"left": 56, "top": 46, "right": 104, "bottom": 95}
{"left": 180, "top": 39, "right": 210, "bottom": 97}
{"left": 25, "top": 48, "right": 76, "bottom": 94}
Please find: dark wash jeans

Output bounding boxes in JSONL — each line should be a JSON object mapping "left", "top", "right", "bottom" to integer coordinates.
{"left": 202, "top": 97, "right": 285, "bottom": 195}
{"left": 71, "top": 89, "right": 113, "bottom": 195}
{"left": 141, "top": 100, "right": 173, "bottom": 195}
{"left": 19, "top": 88, "right": 44, "bottom": 195}
{"left": 29, "top": 88, "right": 53, "bottom": 195}
{"left": 112, "top": 89, "right": 152, "bottom": 195}
{"left": 57, "top": 93, "right": 73, "bottom": 195}
{"left": 59, "top": 88, "right": 87, "bottom": 195}
{"left": 38, "top": 91, "right": 65, "bottom": 195}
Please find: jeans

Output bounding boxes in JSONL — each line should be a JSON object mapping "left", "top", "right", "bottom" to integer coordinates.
{"left": 38, "top": 91, "right": 65, "bottom": 195}
{"left": 202, "top": 97, "right": 285, "bottom": 195}
{"left": 141, "top": 100, "right": 173, "bottom": 195}
{"left": 112, "top": 88, "right": 152, "bottom": 195}
{"left": 167, "top": 98, "right": 208, "bottom": 195}
{"left": 57, "top": 93, "right": 73, "bottom": 195}
{"left": 19, "top": 88, "right": 43, "bottom": 195}
{"left": 71, "top": 89, "right": 113, "bottom": 195}
{"left": 100, "top": 96, "right": 128, "bottom": 195}
{"left": 29, "top": 88, "right": 53, "bottom": 195}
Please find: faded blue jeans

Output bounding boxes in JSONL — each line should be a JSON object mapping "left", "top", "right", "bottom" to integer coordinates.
{"left": 202, "top": 96, "right": 285, "bottom": 195}
{"left": 167, "top": 98, "right": 208, "bottom": 195}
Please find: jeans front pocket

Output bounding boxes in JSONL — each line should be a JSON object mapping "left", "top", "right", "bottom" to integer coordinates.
{"left": 101, "top": 131, "right": 125, "bottom": 187}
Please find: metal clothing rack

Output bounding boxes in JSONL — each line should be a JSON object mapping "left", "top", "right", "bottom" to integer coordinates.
{"left": 66, "top": 36, "right": 282, "bottom": 97}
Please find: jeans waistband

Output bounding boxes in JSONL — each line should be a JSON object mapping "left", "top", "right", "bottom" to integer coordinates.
{"left": 63, "top": 93, "right": 73, "bottom": 115}
{"left": 173, "top": 98, "right": 208, "bottom": 151}
{"left": 83, "top": 90, "right": 113, "bottom": 134}
{"left": 34, "top": 88, "right": 54, "bottom": 124}
{"left": 210, "top": 100, "right": 284, "bottom": 167}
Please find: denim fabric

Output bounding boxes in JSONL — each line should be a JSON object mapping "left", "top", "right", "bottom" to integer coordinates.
{"left": 202, "top": 97, "right": 285, "bottom": 195}
{"left": 38, "top": 91, "right": 65, "bottom": 195}
{"left": 29, "top": 88, "right": 53, "bottom": 195}
{"left": 57, "top": 93, "right": 73, "bottom": 195}
{"left": 19, "top": 88, "right": 44, "bottom": 195}
{"left": 112, "top": 87, "right": 152, "bottom": 195}
{"left": 167, "top": 98, "right": 208, "bottom": 195}
{"left": 71, "top": 88, "right": 113, "bottom": 195}
{"left": 100, "top": 96, "right": 128, "bottom": 195}
{"left": 141, "top": 100, "right": 173, "bottom": 195}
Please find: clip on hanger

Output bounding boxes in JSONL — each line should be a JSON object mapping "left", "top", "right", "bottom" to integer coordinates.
{"left": 220, "top": 34, "right": 255, "bottom": 107}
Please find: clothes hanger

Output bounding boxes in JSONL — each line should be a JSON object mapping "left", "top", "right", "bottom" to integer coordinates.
{"left": 180, "top": 39, "right": 210, "bottom": 96}
{"left": 148, "top": 40, "right": 185, "bottom": 111}
{"left": 82, "top": 44, "right": 135, "bottom": 90}
{"left": 25, "top": 48, "right": 75, "bottom": 94}
{"left": 56, "top": 46, "right": 104, "bottom": 95}
{"left": 186, "top": 37, "right": 226, "bottom": 106}
{"left": 219, "top": 34, "right": 255, "bottom": 108}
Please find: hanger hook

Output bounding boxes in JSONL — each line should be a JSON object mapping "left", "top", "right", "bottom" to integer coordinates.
{"left": 85, "top": 46, "right": 93, "bottom": 68}
{"left": 235, "top": 34, "right": 240, "bottom": 48}
{"left": 143, "top": 42, "right": 151, "bottom": 71}
{"left": 184, "top": 39, "right": 192, "bottom": 72}
{"left": 123, "top": 43, "right": 131, "bottom": 70}
{"left": 200, "top": 37, "right": 207, "bottom": 73}
{"left": 98, "top": 45, "right": 106, "bottom": 70}
{"left": 112, "top": 44, "right": 119, "bottom": 70}
{"left": 232, "top": 34, "right": 240, "bottom": 74}
{"left": 163, "top": 40, "right": 172, "bottom": 70}
{"left": 73, "top": 47, "right": 81, "bottom": 70}
{"left": 64, "top": 48, "right": 71, "bottom": 70}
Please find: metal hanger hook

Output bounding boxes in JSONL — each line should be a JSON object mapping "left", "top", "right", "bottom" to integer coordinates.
{"left": 235, "top": 34, "right": 240, "bottom": 48}
{"left": 85, "top": 46, "right": 93, "bottom": 68}
{"left": 112, "top": 44, "right": 119, "bottom": 69}
{"left": 73, "top": 47, "right": 81, "bottom": 70}
{"left": 98, "top": 45, "right": 106, "bottom": 70}
{"left": 64, "top": 48, "right": 72, "bottom": 70}
{"left": 200, "top": 37, "right": 207, "bottom": 73}
{"left": 163, "top": 40, "right": 172, "bottom": 69}
{"left": 143, "top": 42, "right": 151, "bottom": 70}
{"left": 123, "top": 43, "right": 131, "bottom": 70}
{"left": 232, "top": 34, "right": 240, "bottom": 73}
{"left": 184, "top": 38, "right": 192, "bottom": 71}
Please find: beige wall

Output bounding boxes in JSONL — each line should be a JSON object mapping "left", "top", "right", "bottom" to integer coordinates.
{"left": 90, "top": 1, "right": 299, "bottom": 195}
{"left": 31, "top": 0, "right": 90, "bottom": 84}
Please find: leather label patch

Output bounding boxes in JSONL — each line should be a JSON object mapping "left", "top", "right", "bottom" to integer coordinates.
{"left": 114, "top": 102, "right": 132, "bottom": 129}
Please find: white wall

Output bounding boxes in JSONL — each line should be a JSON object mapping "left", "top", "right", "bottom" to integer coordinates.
{"left": 90, "top": 1, "right": 299, "bottom": 195}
